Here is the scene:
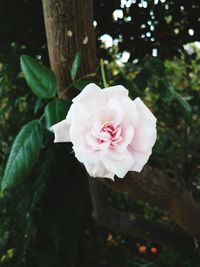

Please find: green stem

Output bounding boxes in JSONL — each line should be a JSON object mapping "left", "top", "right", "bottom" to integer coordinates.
{"left": 39, "top": 113, "right": 44, "bottom": 122}
{"left": 100, "top": 59, "right": 108, "bottom": 88}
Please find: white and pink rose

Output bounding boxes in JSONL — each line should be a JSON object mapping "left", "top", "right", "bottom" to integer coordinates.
{"left": 51, "top": 83, "right": 157, "bottom": 180}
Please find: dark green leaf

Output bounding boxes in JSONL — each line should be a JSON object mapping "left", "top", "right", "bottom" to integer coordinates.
{"left": 144, "top": 56, "right": 165, "bottom": 76}
{"left": 174, "top": 92, "right": 192, "bottom": 122}
{"left": 70, "top": 51, "right": 81, "bottom": 81}
{"left": 134, "top": 69, "right": 149, "bottom": 91}
{"left": 20, "top": 55, "right": 56, "bottom": 99}
{"left": 2, "top": 120, "right": 43, "bottom": 191}
{"left": 73, "top": 80, "right": 92, "bottom": 91}
{"left": 44, "top": 99, "right": 71, "bottom": 129}
{"left": 34, "top": 98, "right": 43, "bottom": 115}
{"left": 158, "top": 80, "right": 174, "bottom": 101}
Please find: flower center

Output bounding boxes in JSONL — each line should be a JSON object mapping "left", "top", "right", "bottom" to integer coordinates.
{"left": 98, "top": 123, "right": 122, "bottom": 148}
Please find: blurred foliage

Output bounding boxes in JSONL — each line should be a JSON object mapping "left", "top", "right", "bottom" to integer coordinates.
{"left": 0, "top": 1, "right": 200, "bottom": 267}
{"left": 103, "top": 45, "right": 200, "bottom": 186}
{"left": 95, "top": 0, "right": 200, "bottom": 60}
{"left": 0, "top": 48, "right": 200, "bottom": 267}
{"left": 1, "top": 0, "right": 200, "bottom": 61}
{"left": 0, "top": 0, "right": 46, "bottom": 56}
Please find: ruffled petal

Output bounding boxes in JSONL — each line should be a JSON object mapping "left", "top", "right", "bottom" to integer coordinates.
{"left": 86, "top": 131, "right": 110, "bottom": 151}
{"left": 93, "top": 98, "right": 124, "bottom": 130}
{"left": 70, "top": 127, "right": 101, "bottom": 163}
{"left": 116, "top": 126, "right": 134, "bottom": 152}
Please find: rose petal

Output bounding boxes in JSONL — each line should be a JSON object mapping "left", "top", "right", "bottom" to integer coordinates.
{"left": 101, "top": 149, "right": 134, "bottom": 178}
{"left": 72, "top": 127, "right": 109, "bottom": 163}
{"left": 65, "top": 106, "right": 72, "bottom": 124}
{"left": 103, "top": 85, "right": 129, "bottom": 97}
{"left": 72, "top": 83, "right": 102, "bottom": 103}
{"left": 70, "top": 125, "right": 102, "bottom": 162}
{"left": 134, "top": 97, "right": 157, "bottom": 125}
{"left": 69, "top": 102, "right": 93, "bottom": 130}
{"left": 116, "top": 126, "right": 134, "bottom": 152}
{"left": 130, "top": 125, "right": 157, "bottom": 152}
{"left": 51, "top": 119, "right": 70, "bottom": 143}
{"left": 70, "top": 84, "right": 106, "bottom": 127}
{"left": 130, "top": 149, "right": 152, "bottom": 172}
{"left": 85, "top": 162, "right": 115, "bottom": 180}
{"left": 93, "top": 98, "right": 124, "bottom": 131}
{"left": 73, "top": 145, "right": 101, "bottom": 164}
{"left": 86, "top": 131, "right": 110, "bottom": 151}
{"left": 120, "top": 98, "right": 139, "bottom": 125}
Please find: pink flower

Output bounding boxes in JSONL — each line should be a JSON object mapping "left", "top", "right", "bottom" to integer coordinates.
{"left": 51, "top": 83, "right": 157, "bottom": 180}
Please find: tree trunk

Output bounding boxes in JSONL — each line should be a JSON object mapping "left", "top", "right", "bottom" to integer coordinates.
{"left": 42, "top": 0, "right": 96, "bottom": 98}
{"left": 42, "top": 1, "right": 96, "bottom": 266}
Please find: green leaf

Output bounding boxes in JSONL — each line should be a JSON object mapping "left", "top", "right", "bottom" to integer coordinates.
{"left": 73, "top": 80, "right": 92, "bottom": 91}
{"left": 20, "top": 55, "right": 56, "bottom": 99}
{"left": 2, "top": 120, "right": 43, "bottom": 191}
{"left": 174, "top": 92, "right": 192, "bottom": 122}
{"left": 44, "top": 99, "right": 71, "bottom": 129}
{"left": 34, "top": 98, "right": 43, "bottom": 115}
{"left": 144, "top": 56, "right": 165, "bottom": 77}
{"left": 158, "top": 80, "right": 174, "bottom": 101}
{"left": 70, "top": 51, "right": 81, "bottom": 81}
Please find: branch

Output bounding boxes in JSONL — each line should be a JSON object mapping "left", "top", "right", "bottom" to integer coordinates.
{"left": 102, "top": 166, "right": 200, "bottom": 239}
{"left": 87, "top": 164, "right": 200, "bottom": 251}
{"left": 88, "top": 176, "right": 194, "bottom": 251}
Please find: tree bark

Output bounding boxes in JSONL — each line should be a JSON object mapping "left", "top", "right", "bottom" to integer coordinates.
{"left": 42, "top": 0, "right": 96, "bottom": 98}
{"left": 42, "top": 1, "right": 97, "bottom": 266}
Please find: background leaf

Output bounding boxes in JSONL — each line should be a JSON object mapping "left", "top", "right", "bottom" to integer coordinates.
{"left": 158, "top": 80, "right": 174, "bottom": 101}
{"left": 20, "top": 55, "right": 56, "bottom": 99}
{"left": 174, "top": 92, "right": 192, "bottom": 122}
{"left": 134, "top": 69, "right": 150, "bottom": 91}
{"left": 2, "top": 120, "right": 43, "bottom": 191}
{"left": 44, "top": 99, "right": 71, "bottom": 129}
{"left": 70, "top": 51, "right": 81, "bottom": 81}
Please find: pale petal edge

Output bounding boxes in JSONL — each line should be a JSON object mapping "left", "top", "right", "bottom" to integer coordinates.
{"left": 84, "top": 161, "right": 115, "bottom": 180}
{"left": 50, "top": 119, "right": 71, "bottom": 143}
{"left": 134, "top": 97, "right": 157, "bottom": 124}
{"left": 130, "top": 149, "right": 152, "bottom": 172}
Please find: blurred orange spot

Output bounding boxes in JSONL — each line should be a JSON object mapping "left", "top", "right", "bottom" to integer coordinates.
{"left": 138, "top": 245, "right": 147, "bottom": 254}
{"left": 150, "top": 247, "right": 158, "bottom": 254}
